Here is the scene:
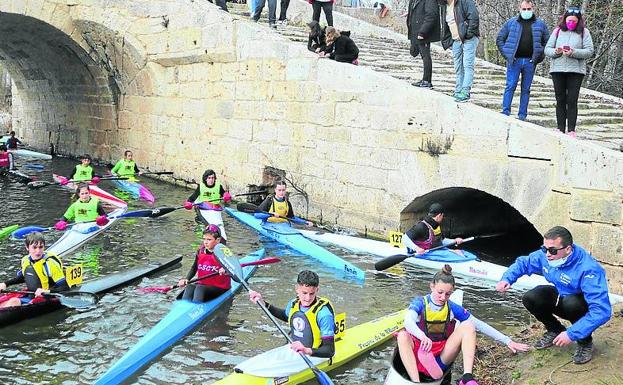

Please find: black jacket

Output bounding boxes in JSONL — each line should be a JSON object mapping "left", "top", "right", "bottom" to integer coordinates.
{"left": 407, "top": 0, "right": 441, "bottom": 43}
{"left": 308, "top": 26, "right": 327, "bottom": 52}
{"left": 439, "top": 0, "right": 479, "bottom": 49}
{"left": 327, "top": 34, "right": 359, "bottom": 63}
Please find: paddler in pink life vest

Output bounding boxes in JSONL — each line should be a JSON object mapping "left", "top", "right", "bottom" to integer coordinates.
{"left": 177, "top": 225, "right": 231, "bottom": 302}
{"left": 0, "top": 232, "right": 69, "bottom": 308}
{"left": 0, "top": 144, "right": 15, "bottom": 174}
{"left": 403, "top": 203, "right": 464, "bottom": 255}
{"left": 396, "top": 264, "right": 530, "bottom": 384}
{"left": 54, "top": 183, "right": 110, "bottom": 231}
{"left": 248, "top": 270, "right": 336, "bottom": 358}
{"left": 257, "top": 181, "right": 312, "bottom": 225}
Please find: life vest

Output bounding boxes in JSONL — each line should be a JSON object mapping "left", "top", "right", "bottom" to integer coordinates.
{"left": 0, "top": 152, "right": 9, "bottom": 168}
{"left": 267, "top": 196, "right": 290, "bottom": 223}
{"left": 413, "top": 221, "right": 442, "bottom": 250}
{"left": 64, "top": 197, "right": 100, "bottom": 223}
{"left": 412, "top": 296, "right": 456, "bottom": 376}
{"left": 20, "top": 252, "right": 65, "bottom": 291}
{"left": 195, "top": 247, "right": 231, "bottom": 290}
{"left": 114, "top": 159, "right": 137, "bottom": 180}
{"left": 6, "top": 137, "right": 18, "bottom": 149}
{"left": 73, "top": 164, "right": 94, "bottom": 181}
{"left": 287, "top": 296, "right": 335, "bottom": 349}
{"left": 194, "top": 181, "right": 223, "bottom": 208}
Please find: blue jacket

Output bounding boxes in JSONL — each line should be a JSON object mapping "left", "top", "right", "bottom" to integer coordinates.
{"left": 496, "top": 15, "right": 549, "bottom": 64}
{"left": 501, "top": 244, "right": 611, "bottom": 341}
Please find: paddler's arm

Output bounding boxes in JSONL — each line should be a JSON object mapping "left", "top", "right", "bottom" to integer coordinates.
{"left": 187, "top": 185, "right": 201, "bottom": 203}
{"left": 1, "top": 273, "right": 25, "bottom": 291}
{"left": 257, "top": 196, "right": 272, "bottom": 213}
{"left": 312, "top": 309, "right": 336, "bottom": 357}
{"left": 185, "top": 252, "right": 199, "bottom": 281}
{"left": 47, "top": 259, "right": 70, "bottom": 293}
{"left": 467, "top": 315, "right": 531, "bottom": 353}
{"left": 498, "top": 250, "right": 544, "bottom": 291}
{"left": 285, "top": 201, "right": 295, "bottom": 219}
{"left": 134, "top": 164, "right": 140, "bottom": 174}
{"left": 8, "top": 153, "right": 15, "bottom": 170}
{"left": 110, "top": 160, "right": 122, "bottom": 175}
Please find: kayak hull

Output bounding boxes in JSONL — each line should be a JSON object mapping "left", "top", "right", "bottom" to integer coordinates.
{"left": 111, "top": 179, "right": 155, "bottom": 204}
{"left": 9, "top": 148, "right": 52, "bottom": 160}
{"left": 0, "top": 256, "right": 182, "bottom": 328}
{"left": 225, "top": 208, "right": 365, "bottom": 281}
{"left": 53, "top": 174, "right": 127, "bottom": 208}
{"left": 384, "top": 347, "right": 452, "bottom": 385}
{"left": 48, "top": 207, "right": 127, "bottom": 257}
{"left": 0, "top": 224, "right": 19, "bottom": 240}
{"left": 195, "top": 206, "right": 228, "bottom": 240}
{"left": 213, "top": 309, "right": 406, "bottom": 385}
{"left": 93, "top": 249, "right": 265, "bottom": 385}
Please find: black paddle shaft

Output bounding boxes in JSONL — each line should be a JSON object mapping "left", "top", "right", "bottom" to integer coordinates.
{"left": 374, "top": 236, "right": 476, "bottom": 271}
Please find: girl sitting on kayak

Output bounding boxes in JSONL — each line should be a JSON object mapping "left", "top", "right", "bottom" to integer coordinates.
{"left": 54, "top": 183, "right": 110, "bottom": 231}
{"left": 177, "top": 225, "right": 230, "bottom": 302}
{"left": 184, "top": 169, "right": 231, "bottom": 240}
{"left": 0, "top": 232, "right": 69, "bottom": 308}
{"left": 258, "top": 181, "right": 311, "bottom": 225}
{"left": 111, "top": 150, "right": 141, "bottom": 181}
{"left": 397, "top": 264, "right": 530, "bottom": 384}
{"left": 68, "top": 154, "right": 100, "bottom": 183}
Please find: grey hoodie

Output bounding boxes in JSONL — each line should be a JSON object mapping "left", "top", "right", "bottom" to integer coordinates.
{"left": 544, "top": 27, "right": 594, "bottom": 75}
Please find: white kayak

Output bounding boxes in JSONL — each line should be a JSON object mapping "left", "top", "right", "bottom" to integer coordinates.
{"left": 47, "top": 207, "right": 127, "bottom": 257}
{"left": 52, "top": 174, "right": 127, "bottom": 209}
{"left": 195, "top": 204, "right": 227, "bottom": 240}
{"left": 9, "top": 148, "right": 52, "bottom": 160}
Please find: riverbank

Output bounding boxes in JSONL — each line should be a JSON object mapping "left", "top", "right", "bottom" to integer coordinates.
{"left": 474, "top": 303, "right": 623, "bottom": 385}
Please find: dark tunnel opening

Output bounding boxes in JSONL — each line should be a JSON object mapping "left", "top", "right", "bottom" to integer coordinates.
{"left": 400, "top": 187, "right": 544, "bottom": 266}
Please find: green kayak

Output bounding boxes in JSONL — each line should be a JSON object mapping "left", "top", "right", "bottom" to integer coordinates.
{"left": 0, "top": 225, "right": 18, "bottom": 241}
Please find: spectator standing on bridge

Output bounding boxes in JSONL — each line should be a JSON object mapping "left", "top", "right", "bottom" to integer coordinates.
{"left": 496, "top": 0, "right": 549, "bottom": 121}
{"left": 544, "top": 7, "right": 594, "bottom": 138}
{"left": 439, "top": 0, "right": 480, "bottom": 102}
{"left": 253, "top": 0, "right": 278, "bottom": 28}
{"left": 407, "top": 0, "right": 441, "bottom": 88}
{"left": 496, "top": 226, "right": 611, "bottom": 365}
{"left": 310, "top": 0, "right": 334, "bottom": 27}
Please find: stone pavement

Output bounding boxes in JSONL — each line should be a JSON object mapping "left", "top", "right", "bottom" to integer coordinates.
{"left": 230, "top": 3, "right": 623, "bottom": 152}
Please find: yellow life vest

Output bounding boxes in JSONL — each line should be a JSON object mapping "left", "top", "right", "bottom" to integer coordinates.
{"left": 20, "top": 252, "right": 65, "bottom": 291}
{"left": 421, "top": 296, "right": 452, "bottom": 342}
{"left": 267, "top": 197, "right": 290, "bottom": 223}
{"left": 287, "top": 296, "right": 335, "bottom": 349}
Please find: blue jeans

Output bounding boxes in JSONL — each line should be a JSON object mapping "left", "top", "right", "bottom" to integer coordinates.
{"left": 254, "top": 0, "right": 277, "bottom": 23}
{"left": 451, "top": 37, "right": 479, "bottom": 94}
{"left": 502, "top": 58, "right": 536, "bottom": 120}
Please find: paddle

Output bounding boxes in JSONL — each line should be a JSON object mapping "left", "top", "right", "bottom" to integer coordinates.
{"left": 130, "top": 171, "right": 173, "bottom": 176}
{"left": 237, "top": 202, "right": 309, "bottom": 225}
{"left": 138, "top": 257, "right": 282, "bottom": 294}
{"left": 27, "top": 176, "right": 129, "bottom": 189}
{"left": 213, "top": 244, "right": 334, "bottom": 385}
{"left": 7, "top": 169, "right": 34, "bottom": 183}
{"left": 234, "top": 190, "right": 268, "bottom": 197}
{"left": 2, "top": 289, "right": 98, "bottom": 309}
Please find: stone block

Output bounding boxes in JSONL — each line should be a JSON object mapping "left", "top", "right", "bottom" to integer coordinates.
{"left": 570, "top": 189, "right": 622, "bottom": 225}
{"left": 557, "top": 140, "right": 623, "bottom": 192}
{"left": 591, "top": 222, "right": 623, "bottom": 266}
{"left": 286, "top": 58, "right": 317, "bottom": 81}
{"left": 566, "top": 220, "right": 592, "bottom": 250}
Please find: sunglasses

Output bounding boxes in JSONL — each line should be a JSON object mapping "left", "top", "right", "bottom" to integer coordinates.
{"left": 566, "top": 7, "right": 581, "bottom": 15}
{"left": 540, "top": 245, "right": 566, "bottom": 254}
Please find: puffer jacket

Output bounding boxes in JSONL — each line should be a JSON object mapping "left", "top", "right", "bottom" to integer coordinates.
{"left": 496, "top": 15, "right": 549, "bottom": 64}
{"left": 544, "top": 27, "right": 594, "bottom": 75}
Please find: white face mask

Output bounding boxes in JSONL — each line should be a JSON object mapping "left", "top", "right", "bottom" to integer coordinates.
{"left": 548, "top": 256, "right": 569, "bottom": 268}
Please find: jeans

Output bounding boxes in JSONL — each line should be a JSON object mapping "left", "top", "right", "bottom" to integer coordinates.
{"left": 312, "top": 1, "right": 333, "bottom": 26}
{"left": 502, "top": 58, "right": 536, "bottom": 120}
{"left": 451, "top": 36, "right": 479, "bottom": 94}
{"left": 415, "top": 40, "right": 432, "bottom": 83}
{"left": 551, "top": 72, "right": 584, "bottom": 133}
{"left": 254, "top": 0, "right": 277, "bottom": 24}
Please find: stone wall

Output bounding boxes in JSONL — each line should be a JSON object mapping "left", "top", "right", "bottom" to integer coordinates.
{"left": 1, "top": 0, "right": 621, "bottom": 291}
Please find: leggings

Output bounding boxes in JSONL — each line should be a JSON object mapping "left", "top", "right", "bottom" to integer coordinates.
{"left": 312, "top": 1, "right": 333, "bottom": 26}
{"left": 551, "top": 72, "right": 584, "bottom": 133}
{"left": 181, "top": 284, "right": 228, "bottom": 302}
{"left": 522, "top": 285, "right": 592, "bottom": 344}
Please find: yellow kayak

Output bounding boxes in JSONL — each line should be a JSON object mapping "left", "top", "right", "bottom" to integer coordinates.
{"left": 213, "top": 310, "right": 406, "bottom": 385}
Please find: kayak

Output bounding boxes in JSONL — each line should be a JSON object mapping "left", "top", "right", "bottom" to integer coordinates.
{"left": 213, "top": 309, "right": 406, "bottom": 385}
{"left": 225, "top": 208, "right": 365, "bottom": 281}
{"left": 194, "top": 203, "right": 228, "bottom": 240}
{"left": 6, "top": 169, "right": 34, "bottom": 183}
{"left": 111, "top": 179, "right": 155, "bottom": 204}
{"left": 47, "top": 207, "right": 128, "bottom": 257}
{"left": 53, "top": 174, "right": 127, "bottom": 209}
{"left": 92, "top": 248, "right": 265, "bottom": 385}
{"left": 8, "top": 148, "right": 52, "bottom": 160}
{"left": 0, "top": 224, "right": 19, "bottom": 241}
{"left": 0, "top": 256, "right": 182, "bottom": 328}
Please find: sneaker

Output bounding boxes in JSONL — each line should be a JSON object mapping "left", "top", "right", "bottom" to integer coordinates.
{"left": 412, "top": 80, "right": 424, "bottom": 87}
{"left": 416, "top": 80, "right": 433, "bottom": 88}
{"left": 573, "top": 342, "right": 593, "bottom": 364}
{"left": 454, "top": 90, "right": 470, "bottom": 102}
{"left": 566, "top": 131, "right": 577, "bottom": 138}
{"left": 534, "top": 331, "right": 558, "bottom": 350}
{"left": 269, "top": 23, "right": 277, "bottom": 29}
{"left": 458, "top": 373, "right": 479, "bottom": 385}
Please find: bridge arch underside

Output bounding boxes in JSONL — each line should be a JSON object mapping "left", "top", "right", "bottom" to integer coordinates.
{"left": 0, "top": 12, "right": 117, "bottom": 158}
{"left": 400, "top": 187, "right": 543, "bottom": 265}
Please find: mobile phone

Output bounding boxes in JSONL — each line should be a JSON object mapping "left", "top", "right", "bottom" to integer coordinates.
{"left": 563, "top": 45, "right": 571, "bottom": 51}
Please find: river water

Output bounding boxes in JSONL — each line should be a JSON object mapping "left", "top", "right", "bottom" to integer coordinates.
{"left": 0, "top": 157, "right": 531, "bottom": 385}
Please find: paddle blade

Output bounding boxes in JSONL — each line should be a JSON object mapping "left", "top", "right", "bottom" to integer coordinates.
{"left": 27, "top": 180, "right": 52, "bottom": 189}
{"left": 57, "top": 292, "right": 99, "bottom": 309}
{"left": 118, "top": 209, "right": 160, "bottom": 218}
{"left": 213, "top": 244, "right": 243, "bottom": 282}
{"left": 312, "top": 368, "right": 335, "bottom": 385}
{"left": 148, "top": 206, "right": 179, "bottom": 218}
{"left": 12, "top": 226, "right": 49, "bottom": 239}
{"left": 254, "top": 212, "right": 272, "bottom": 220}
{"left": 137, "top": 286, "right": 175, "bottom": 294}
{"left": 237, "top": 202, "right": 260, "bottom": 213}
{"left": 374, "top": 254, "right": 410, "bottom": 271}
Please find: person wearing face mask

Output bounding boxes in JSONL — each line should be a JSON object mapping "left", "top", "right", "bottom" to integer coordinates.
{"left": 496, "top": 0, "right": 549, "bottom": 121}
{"left": 496, "top": 226, "right": 612, "bottom": 365}
{"left": 544, "top": 7, "right": 594, "bottom": 138}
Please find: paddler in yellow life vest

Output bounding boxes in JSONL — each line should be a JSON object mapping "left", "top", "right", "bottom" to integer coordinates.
{"left": 403, "top": 203, "right": 464, "bottom": 255}
{"left": 54, "top": 183, "right": 110, "bottom": 231}
{"left": 71, "top": 154, "right": 101, "bottom": 183}
{"left": 249, "top": 270, "right": 336, "bottom": 358}
{"left": 110, "top": 150, "right": 141, "bottom": 182}
{"left": 257, "top": 181, "right": 312, "bottom": 225}
{"left": 184, "top": 169, "right": 232, "bottom": 210}
{"left": 0, "top": 232, "right": 70, "bottom": 308}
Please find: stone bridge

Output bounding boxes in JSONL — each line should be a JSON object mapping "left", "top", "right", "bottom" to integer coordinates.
{"left": 1, "top": 0, "right": 622, "bottom": 290}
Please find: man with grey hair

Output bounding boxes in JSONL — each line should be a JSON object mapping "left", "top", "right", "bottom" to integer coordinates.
{"left": 496, "top": 226, "right": 612, "bottom": 364}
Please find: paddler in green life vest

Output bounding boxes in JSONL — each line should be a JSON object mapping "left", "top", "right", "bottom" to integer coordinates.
{"left": 249, "top": 270, "right": 336, "bottom": 358}
{"left": 62, "top": 154, "right": 101, "bottom": 184}
{"left": 257, "top": 181, "right": 312, "bottom": 225}
{"left": 54, "top": 183, "right": 110, "bottom": 231}
{"left": 184, "top": 169, "right": 232, "bottom": 210}
{"left": 0, "top": 232, "right": 70, "bottom": 308}
{"left": 110, "top": 150, "right": 141, "bottom": 182}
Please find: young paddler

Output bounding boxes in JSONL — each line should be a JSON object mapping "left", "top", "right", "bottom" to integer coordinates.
{"left": 110, "top": 150, "right": 141, "bottom": 181}
{"left": 0, "top": 232, "right": 69, "bottom": 308}
{"left": 248, "top": 270, "right": 336, "bottom": 358}
{"left": 54, "top": 183, "right": 110, "bottom": 231}
{"left": 0, "top": 144, "right": 15, "bottom": 173}
{"left": 183, "top": 169, "right": 231, "bottom": 239}
{"left": 257, "top": 181, "right": 312, "bottom": 225}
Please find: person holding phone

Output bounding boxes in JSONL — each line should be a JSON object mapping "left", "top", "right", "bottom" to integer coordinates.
{"left": 544, "top": 7, "right": 594, "bottom": 138}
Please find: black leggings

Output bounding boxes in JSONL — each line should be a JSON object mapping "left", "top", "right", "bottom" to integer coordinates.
{"left": 551, "top": 72, "right": 584, "bottom": 133}
{"left": 279, "top": 0, "right": 290, "bottom": 20}
{"left": 181, "top": 284, "right": 228, "bottom": 303}
{"left": 312, "top": 1, "right": 333, "bottom": 26}
{"left": 522, "top": 285, "right": 592, "bottom": 344}
{"left": 415, "top": 40, "right": 432, "bottom": 82}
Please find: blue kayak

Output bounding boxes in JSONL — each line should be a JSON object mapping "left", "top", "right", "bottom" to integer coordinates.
{"left": 225, "top": 208, "right": 365, "bottom": 281}
{"left": 92, "top": 248, "right": 265, "bottom": 385}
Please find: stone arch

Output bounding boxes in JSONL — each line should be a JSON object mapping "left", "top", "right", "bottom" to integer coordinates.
{"left": 400, "top": 187, "right": 543, "bottom": 264}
